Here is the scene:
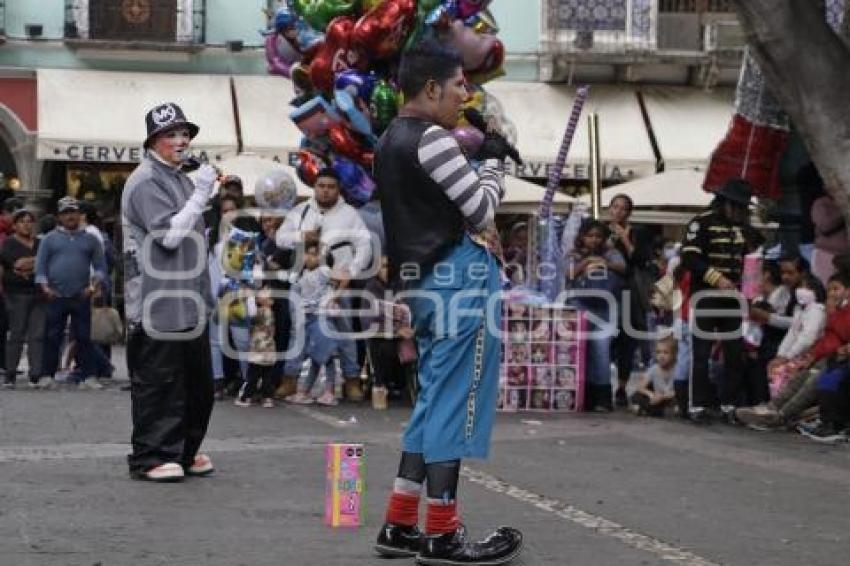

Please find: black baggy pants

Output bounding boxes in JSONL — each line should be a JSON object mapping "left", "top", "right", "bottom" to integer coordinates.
{"left": 127, "top": 326, "right": 214, "bottom": 474}
{"left": 690, "top": 294, "right": 744, "bottom": 409}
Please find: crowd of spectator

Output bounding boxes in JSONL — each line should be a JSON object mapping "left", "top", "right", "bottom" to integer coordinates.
{"left": 2, "top": 169, "right": 849, "bottom": 445}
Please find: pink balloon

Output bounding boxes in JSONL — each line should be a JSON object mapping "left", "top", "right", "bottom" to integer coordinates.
{"left": 452, "top": 125, "right": 484, "bottom": 157}
{"left": 264, "top": 34, "right": 300, "bottom": 78}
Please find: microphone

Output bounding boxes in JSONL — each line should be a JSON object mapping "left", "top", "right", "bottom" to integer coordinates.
{"left": 177, "top": 149, "right": 207, "bottom": 172}
{"left": 463, "top": 108, "right": 523, "bottom": 165}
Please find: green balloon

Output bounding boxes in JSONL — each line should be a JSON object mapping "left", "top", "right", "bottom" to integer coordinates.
{"left": 370, "top": 80, "right": 399, "bottom": 134}
{"left": 290, "top": 0, "right": 358, "bottom": 32}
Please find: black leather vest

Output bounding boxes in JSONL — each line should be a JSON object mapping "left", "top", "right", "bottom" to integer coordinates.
{"left": 375, "top": 117, "right": 465, "bottom": 283}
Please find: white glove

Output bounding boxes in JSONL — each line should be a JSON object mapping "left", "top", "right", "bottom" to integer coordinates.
{"left": 190, "top": 164, "right": 218, "bottom": 206}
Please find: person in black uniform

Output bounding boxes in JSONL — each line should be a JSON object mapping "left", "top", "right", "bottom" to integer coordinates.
{"left": 680, "top": 178, "right": 763, "bottom": 424}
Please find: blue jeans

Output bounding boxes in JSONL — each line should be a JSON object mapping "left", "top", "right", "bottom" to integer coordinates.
{"left": 673, "top": 318, "right": 691, "bottom": 385}
{"left": 44, "top": 296, "right": 95, "bottom": 379}
{"left": 332, "top": 297, "right": 361, "bottom": 380}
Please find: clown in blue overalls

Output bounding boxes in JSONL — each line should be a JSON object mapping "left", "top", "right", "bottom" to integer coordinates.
{"left": 372, "top": 40, "right": 523, "bottom": 565}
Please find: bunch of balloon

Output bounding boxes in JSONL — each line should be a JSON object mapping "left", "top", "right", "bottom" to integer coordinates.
{"left": 262, "top": 0, "right": 514, "bottom": 209}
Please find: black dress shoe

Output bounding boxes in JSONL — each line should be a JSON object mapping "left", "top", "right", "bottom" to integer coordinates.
{"left": 375, "top": 523, "right": 424, "bottom": 558}
{"left": 417, "top": 525, "right": 523, "bottom": 565}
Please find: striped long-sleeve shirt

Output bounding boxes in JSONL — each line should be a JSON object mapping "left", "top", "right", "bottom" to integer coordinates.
{"left": 417, "top": 125, "right": 505, "bottom": 232}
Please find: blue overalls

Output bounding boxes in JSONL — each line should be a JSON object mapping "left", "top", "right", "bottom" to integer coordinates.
{"left": 402, "top": 235, "right": 503, "bottom": 463}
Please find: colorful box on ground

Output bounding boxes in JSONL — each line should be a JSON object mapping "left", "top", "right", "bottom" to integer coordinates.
{"left": 325, "top": 443, "right": 365, "bottom": 527}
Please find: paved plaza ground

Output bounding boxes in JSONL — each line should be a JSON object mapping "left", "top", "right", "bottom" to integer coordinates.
{"left": 1, "top": 356, "right": 849, "bottom": 566}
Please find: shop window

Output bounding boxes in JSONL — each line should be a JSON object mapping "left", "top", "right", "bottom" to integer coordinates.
{"left": 89, "top": 0, "right": 178, "bottom": 42}
{"left": 65, "top": 0, "right": 202, "bottom": 44}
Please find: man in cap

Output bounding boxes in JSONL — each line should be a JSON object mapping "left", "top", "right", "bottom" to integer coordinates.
{"left": 680, "top": 178, "right": 763, "bottom": 424}
{"left": 121, "top": 102, "right": 217, "bottom": 482}
{"left": 34, "top": 196, "right": 107, "bottom": 390}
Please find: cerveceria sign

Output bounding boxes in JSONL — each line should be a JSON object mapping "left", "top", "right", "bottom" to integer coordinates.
{"left": 277, "top": 151, "right": 642, "bottom": 181}
{"left": 38, "top": 143, "right": 216, "bottom": 164}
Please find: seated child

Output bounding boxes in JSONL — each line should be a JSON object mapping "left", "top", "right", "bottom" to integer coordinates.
{"left": 804, "top": 355, "right": 850, "bottom": 442}
{"left": 737, "top": 271, "right": 848, "bottom": 429}
{"left": 630, "top": 336, "right": 678, "bottom": 417}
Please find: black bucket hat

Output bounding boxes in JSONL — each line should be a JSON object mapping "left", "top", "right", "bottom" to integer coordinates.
{"left": 143, "top": 102, "right": 199, "bottom": 149}
{"left": 715, "top": 178, "right": 753, "bottom": 207}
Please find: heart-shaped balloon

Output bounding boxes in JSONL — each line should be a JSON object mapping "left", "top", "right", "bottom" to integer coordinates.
{"left": 328, "top": 123, "right": 374, "bottom": 166}
{"left": 296, "top": 149, "right": 327, "bottom": 187}
{"left": 308, "top": 16, "right": 367, "bottom": 93}
{"left": 352, "top": 0, "right": 416, "bottom": 60}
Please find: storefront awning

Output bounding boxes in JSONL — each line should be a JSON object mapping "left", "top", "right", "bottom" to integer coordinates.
{"left": 639, "top": 86, "right": 734, "bottom": 170}
{"left": 36, "top": 69, "right": 238, "bottom": 163}
{"left": 233, "top": 75, "right": 303, "bottom": 166}
{"left": 579, "top": 169, "right": 713, "bottom": 209}
{"left": 498, "top": 175, "right": 573, "bottom": 214}
{"left": 485, "top": 82, "right": 657, "bottom": 181}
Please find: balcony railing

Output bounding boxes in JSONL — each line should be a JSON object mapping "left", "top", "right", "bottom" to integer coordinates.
{"left": 543, "top": 0, "right": 658, "bottom": 54}
{"left": 659, "top": 0, "right": 733, "bottom": 12}
{"left": 64, "top": 0, "right": 206, "bottom": 46}
{"left": 543, "top": 0, "right": 743, "bottom": 55}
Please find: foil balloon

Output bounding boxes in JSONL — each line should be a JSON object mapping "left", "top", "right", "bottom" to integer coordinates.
{"left": 369, "top": 79, "right": 399, "bottom": 134}
{"left": 328, "top": 123, "right": 374, "bottom": 166}
{"left": 264, "top": 34, "right": 301, "bottom": 78}
{"left": 456, "top": 0, "right": 493, "bottom": 19}
{"left": 308, "top": 16, "right": 367, "bottom": 93}
{"left": 268, "top": 5, "right": 324, "bottom": 54}
{"left": 352, "top": 0, "right": 416, "bottom": 60}
{"left": 442, "top": 19, "right": 504, "bottom": 83}
{"left": 403, "top": 0, "right": 443, "bottom": 49}
{"left": 296, "top": 149, "right": 326, "bottom": 187}
{"left": 290, "top": 0, "right": 359, "bottom": 32}
{"left": 334, "top": 69, "right": 378, "bottom": 102}
{"left": 333, "top": 157, "right": 376, "bottom": 207}
{"left": 254, "top": 169, "right": 298, "bottom": 211}
{"left": 290, "top": 62, "right": 315, "bottom": 96}
{"left": 468, "top": 8, "right": 499, "bottom": 34}
{"left": 334, "top": 89, "right": 376, "bottom": 140}
{"left": 289, "top": 95, "right": 343, "bottom": 140}
{"left": 451, "top": 125, "right": 485, "bottom": 157}
{"left": 359, "top": 0, "right": 386, "bottom": 11}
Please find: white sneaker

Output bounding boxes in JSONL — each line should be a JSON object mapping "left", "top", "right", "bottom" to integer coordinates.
{"left": 135, "top": 462, "right": 185, "bottom": 482}
{"left": 186, "top": 454, "right": 214, "bottom": 476}
{"left": 78, "top": 378, "right": 104, "bottom": 391}
{"left": 36, "top": 376, "right": 57, "bottom": 390}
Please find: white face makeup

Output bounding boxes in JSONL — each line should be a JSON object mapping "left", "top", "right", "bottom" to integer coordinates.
{"left": 152, "top": 128, "right": 192, "bottom": 165}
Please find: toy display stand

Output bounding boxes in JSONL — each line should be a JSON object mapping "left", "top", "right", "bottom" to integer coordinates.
{"left": 499, "top": 298, "right": 586, "bottom": 412}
